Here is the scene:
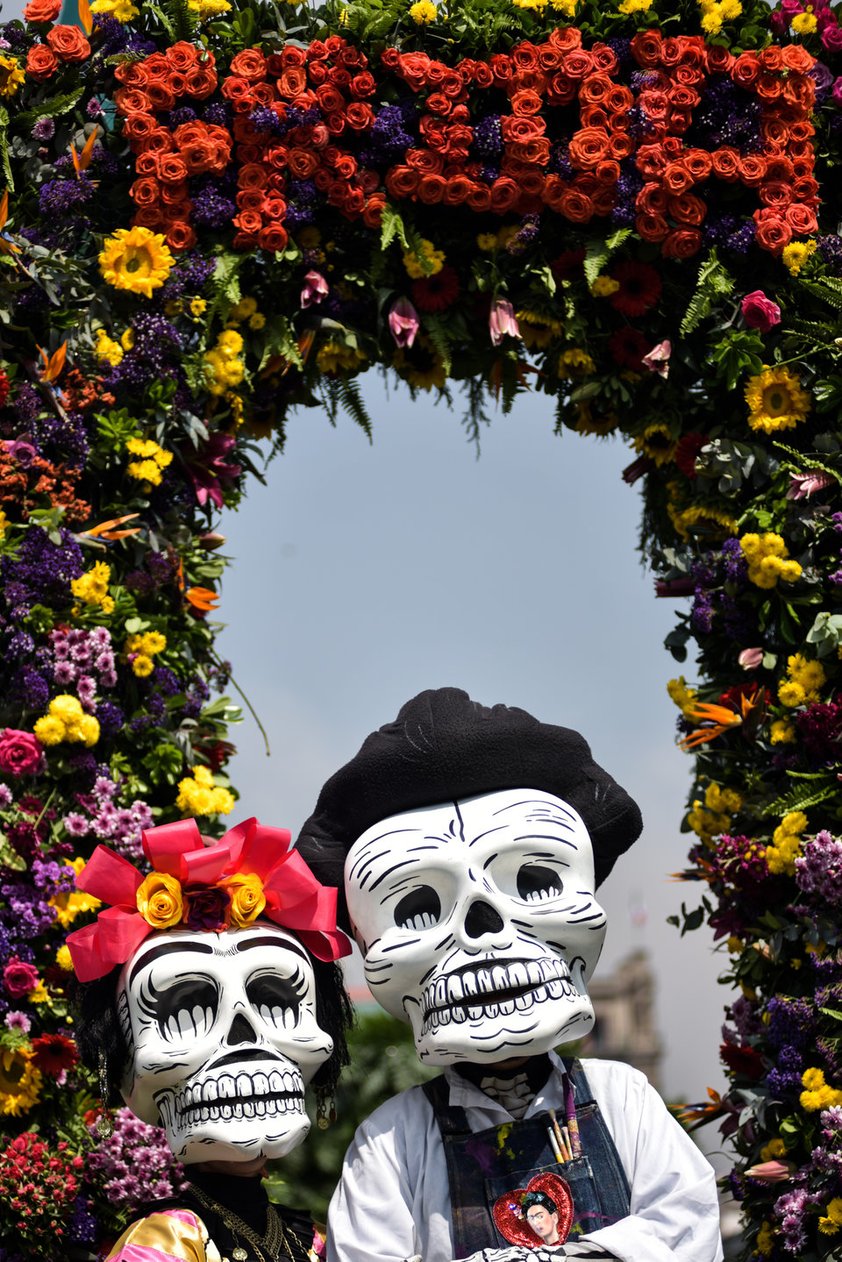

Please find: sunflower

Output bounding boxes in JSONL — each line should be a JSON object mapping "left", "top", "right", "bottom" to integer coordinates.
{"left": 634, "top": 422, "right": 676, "bottom": 466}
{"left": 0, "top": 1047, "right": 43, "bottom": 1116}
{"left": 572, "top": 403, "right": 619, "bottom": 437}
{"left": 394, "top": 335, "right": 447, "bottom": 391}
{"left": 517, "top": 309, "right": 563, "bottom": 350}
{"left": 99, "top": 227, "right": 175, "bottom": 298}
{"left": 668, "top": 502, "right": 738, "bottom": 541}
{"left": 745, "top": 366, "right": 811, "bottom": 434}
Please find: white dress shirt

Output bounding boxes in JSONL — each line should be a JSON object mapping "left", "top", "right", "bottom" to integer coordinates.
{"left": 326, "top": 1055, "right": 724, "bottom": 1262}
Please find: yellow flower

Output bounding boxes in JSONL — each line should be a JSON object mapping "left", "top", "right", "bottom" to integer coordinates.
{"left": 687, "top": 781, "right": 742, "bottom": 843}
{"left": 777, "top": 652, "right": 825, "bottom": 708}
{"left": 766, "top": 811, "right": 807, "bottom": 876}
{"left": 819, "top": 1198, "right": 842, "bottom": 1235}
{"left": 126, "top": 437, "right": 173, "bottom": 487}
{"left": 517, "top": 310, "right": 562, "bottom": 350}
{"left": 218, "top": 329, "right": 244, "bottom": 354}
{"left": 137, "top": 871, "right": 184, "bottom": 929}
{"left": 71, "top": 560, "right": 115, "bottom": 614}
{"left": 755, "top": 1222, "right": 774, "bottom": 1257}
{"left": 35, "top": 697, "right": 100, "bottom": 749}
{"left": 28, "top": 982, "right": 49, "bottom": 1004}
{"left": 760, "top": 1138, "right": 787, "bottom": 1160}
{"left": 121, "top": 328, "right": 135, "bottom": 352}
{"left": 189, "top": 298, "right": 207, "bottom": 317}
{"left": 230, "top": 296, "right": 258, "bottom": 321}
{"left": 558, "top": 348, "right": 596, "bottom": 378}
{"left": 409, "top": 0, "right": 437, "bottom": 20}
{"left": 99, "top": 227, "right": 174, "bottom": 299}
{"left": 668, "top": 503, "right": 738, "bottom": 540}
{"left": 249, "top": 312, "right": 266, "bottom": 331}
{"left": 126, "top": 631, "right": 166, "bottom": 658}
{"left": 224, "top": 872, "right": 267, "bottom": 927}
{"left": 619, "top": 0, "right": 653, "bottom": 12}
{"left": 91, "top": 0, "right": 140, "bottom": 19}
{"left": 176, "top": 765, "right": 236, "bottom": 818}
{"left": 55, "top": 945, "right": 74, "bottom": 971}
{"left": 393, "top": 335, "right": 447, "bottom": 391}
{"left": 572, "top": 404, "right": 618, "bottom": 437}
{"left": 0, "top": 56, "right": 24, "bottom": 99}
{"left": 800, "top": 1066, "right": 842, "bottom": 1111}
{"left": 740, "top": 532, "right": 802, "bottom": 589}
{"left": 635, "top": 422, "right": 676, "bottom": 466}
{"left": 770, "top": 719, "right": 795, "bottom": 744}
{"left": 791, "top": 9, "right": 817, "bottom": 32}
{"left": 477, "top": 233, "right": 498, "bottom": 253}
{"left": 0, "top": 1048, "right": 42, "bottom": 1116}
{"left": 549, "top": 0, "right": 576, "bottom": 12}
{"left": 591, "top": 276, "right": 620, "bottom": 297}
{"left": 315, "top": 341, "right": 368, "bottom": 376}
{"left": 94, "top": 328, "right": 124, "bottom": 368}
{"left": 781, "top": 239, "right": 817, "bottom": 276}
{"left": 667, "top": 676, "right": 698, "bottom": 718}
{"left": 403, "top": 239, "right": 445, "bottom": 279}
{"left": 719, "top": 0, "right": 741, "bottom": 15}
{"left": 745, "top": 366, "right": 811, "bottom": 434}
{"left": 512, "top": 0, "right": 547, "bottom": 8}
{"left": 187, "top": 0, "right": 232, "bottom": 15}
{"left": 0, "top": 510, "right": 8, "bottom": 538}
{"left": 51, "top": 858, "right": 101, "bottom": 928}
{"left": 132, "top": 654, "right": 154, "bottom": 678}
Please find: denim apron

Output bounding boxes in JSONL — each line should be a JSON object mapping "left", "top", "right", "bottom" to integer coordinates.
{"left": 422, "top": 1060, "right": 631, "bottom": 1256}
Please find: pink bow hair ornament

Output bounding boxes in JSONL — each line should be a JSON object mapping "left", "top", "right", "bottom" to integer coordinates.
{"left": 67, "top": 816, "right": 351, "bottom": 982}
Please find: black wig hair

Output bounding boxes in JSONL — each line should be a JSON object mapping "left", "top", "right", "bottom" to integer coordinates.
{"left": 522, "top": 1191, "right": 558, "bottom": 1215}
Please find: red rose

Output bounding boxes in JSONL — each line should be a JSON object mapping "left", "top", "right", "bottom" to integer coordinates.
{"left": 362, "top": 193, "right": 385, "bottom": 228}
{"left": 782, "top": 45, "right": 815, "bottom": 73}
{"left": 547, "top": 72, "right": 576, "bottom": 105}
{"left": 662, "top": 227, "right": 702, "bottom": 258}
{"left": 758, "top": 180, "right": 792, "bottom": 211}
{"left": 416, "top": 173, "right": 446, "bottom": 203}
{"left": 668, "top": 192, "right": 705, "bottom": 225}
{"left": 705, "top": 44, "right": 734, "bottom": 73}
{"left": 258, "top": 223, "right": 288, "bottom": 252}
{"left": 130, "top": 176, "right": 161, "bottom": 208}
{"left": 25, "top": 44, "right": 58, "bottom": 80}
{"left": 186, "top": 66, "right": 217, "bottom": 98}
{"left": 165, "top": 221, "right": 196, "bottom": 251}
{"left": 501, "top": 115, "right": 544, "bottom": 143}
{"left": 548, "top": 26, "right": 582, "bottom": 53}
{"left": 568, "top": 126, "right": 610, "bottom": 169}
{"left": 46, "top": 23, "right": 90, "bottom": 62}
{"left": 23, "top": 0, "right": 61, "bottom": 18}
{"left": 3, "top": 957, "right": 40, "bottom": 997}
{"left": 591, "top": 42, "right": 618, "bottom": 74}
{"left": 637, "top": 182, "right": 668, "bottom": 215}
{"left": 579, "top": 74, "right": 612, "bottom": 106}
{"left": 386, "top": 166, "right": 419, "bottom": 198}
{"left": 635, "top": 210, "right": 669, "bottom": 241}
{"left": 562, "top": 50, "right": 593, "bottom": 80}
{"left": 786, "top": 203, "right": 818, "bottom": 234}
{"left": 739, "top": 154, "right": 767, "bottom": 186}
{"left": 662, "top": 162, "right": 693, "bottom": 195}
{"left": 711, "top": 147, "right": 740, "bottom": 181}
{"left": 333, "top": 152, "right": 358, "bottom": 180}
{"left": 558, "top": 187, "right": 595, "bottom": 223}
{"left": 630, "top": 30, "right": 662, "bottom": 68}
{"left": 608, "top": 132, "right": 634, "bottom": 161}
{"left": 753, "top": 209, "right": 791, "bottom": 254}
{"left": 166, "top": 41, "right": 201, "bottom": 72}
{"left": 230, "top": 48, "right": 267, "bottom": 81}
{"left": 157, "top": 153, "right": 189, "bottom": 184}
{"left": 489, "top": 53, "right": 514, "bottom": 85}
{"left": 489, "top": 176, "right": 519, "bottom": 212}
{"left": 510, "top": 88, "right": 543, "bottom": 115}
{"left": 287, "top": 147, "right": 319, "bottom": 178}
{"left": 0, "top": 729, "right": 43, "bottom": 777}
{"left": 346, "top": 101, "right": 375, "bottom": 130}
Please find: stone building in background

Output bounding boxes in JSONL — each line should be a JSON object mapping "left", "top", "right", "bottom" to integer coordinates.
{"left": 580, "top": 950, "right": 663, "bottom": 1090}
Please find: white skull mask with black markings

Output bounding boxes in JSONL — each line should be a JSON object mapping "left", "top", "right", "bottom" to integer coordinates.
{"left": 345, "top": 789, "right": 607, "bottom": 1066}
{"left": 117, "top": 924, "right": 333, "bottom": 1165}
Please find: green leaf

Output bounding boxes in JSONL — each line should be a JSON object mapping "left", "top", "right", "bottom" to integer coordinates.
{"left": 680, "top": 249, "right": 735, "bottom": 336}
{"left": 12, "top": 88, "right": 85, "bottom": 130}
{"left": 380, "top": 203, "right": 409, "bottom": 252}
{"left": 583, "top": 228, "right": 631, "bottom": 288}
{"left": 0, "top": 106, "right": 11, "bottom": 193}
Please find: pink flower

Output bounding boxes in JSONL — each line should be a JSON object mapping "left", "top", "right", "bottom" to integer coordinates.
{"left": 641, "top": 339, "right": 671, "bottom": 378}
{"left": 300, "top": 271, "right": 329, "bottom": 309}
{"left": 738, "top": 648, "right": 764, "bottom": 671}
{"left": 0, "top": 728, "right": 43, "bottom": 777}
{"left": 787, "top": 470, "right": 835, "bottom": 500}
{"left": 185, "top": 433, "right": 242, "bottom": 510}
{"left": 744, "top": 1160, "right": 794, "bottom": 1183}
{"left": 822, "top": 24, "right": 842, "bottom": 51}
{"left": 3, "top": 958, "right": 40, "bottom": 998}
{"left": 489, "top": 299, "right": 520, "bottom": 347}
{"left": 388, "top": 297, "right": 420, "bottom": 349}
{"left": 741, "top": 290, "right": 781, "bottom": 333}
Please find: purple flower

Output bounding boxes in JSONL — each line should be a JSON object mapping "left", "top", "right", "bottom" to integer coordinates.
{"left": 183, "top": 885, "right": 230, "bottom": 931}
{"left": 795, "top": 831, "right": 842, "bottom": 903}
{"left": 4, "top": 1011, "right": 30, "bottom": 1032}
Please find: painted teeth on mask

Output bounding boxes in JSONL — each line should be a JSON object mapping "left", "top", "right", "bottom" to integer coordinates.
{"left": 173, "top": 1067, "right": 305, "bottom": 1125}
{"left": 419, "top": 956, "right": 574, "bottom": 1033}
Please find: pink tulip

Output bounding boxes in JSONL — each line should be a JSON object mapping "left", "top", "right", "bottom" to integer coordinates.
{"left": 786, "top": 470, "right": 835, "bottom": 500}
{"left": 641, "top": 339, "right": 671, "bottom": 378}
{"left": 301, "top": 270, "right": 329, "bottom": 308}
{"left": 388, "top": 297, "right": 420, "bottom": 349}
{"left": 744, "top": 1161, "right": 793, "bottom": 1183}
{"left": 738, "top": 648, "right": 764, "bottom": 671}
{"left": 489, "top": 299, "right": 520, "bottom": 347}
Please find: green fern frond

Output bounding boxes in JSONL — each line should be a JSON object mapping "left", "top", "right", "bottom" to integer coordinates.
{"left": 799, "top": 277, "right": 842, "bottom": 312}
{"left": 762, "top": 782, "right": 839, "bottom": 816}
{"left": 335, "top": 377, "right": 373, "bottom": 439}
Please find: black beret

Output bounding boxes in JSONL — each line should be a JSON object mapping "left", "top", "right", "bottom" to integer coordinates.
{"left": 296, "top": 688, "right": 642, "bottom": 901}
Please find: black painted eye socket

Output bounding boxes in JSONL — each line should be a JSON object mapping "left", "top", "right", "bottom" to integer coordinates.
{"left": 246, "top": 974, "right": 301, "bottom": 1028}
{"left": 394, "top": 886, "right": 441, "bottom": 931}
{"left": 154, "top": 978, "right": 218, "bottom": 1041}
{"left": 517, "top": 864, "right": 564, "bottom": 902}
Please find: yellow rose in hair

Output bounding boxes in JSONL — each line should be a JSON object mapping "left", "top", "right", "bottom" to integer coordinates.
{"left": 224, "top": 872, "right": 266, "bottom": 928}
{"left": 136, "top": 872, "right": 183, "bottom": 929}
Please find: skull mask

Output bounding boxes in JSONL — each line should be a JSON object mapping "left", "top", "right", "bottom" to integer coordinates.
{"left": 117, "top": 924, "right": 333, "bottom": 1165}
{"left": 345, "top": 788, "right": 606, "bottom": 1066}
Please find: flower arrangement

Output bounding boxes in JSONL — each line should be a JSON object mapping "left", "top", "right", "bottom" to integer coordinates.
{"left": 0, "top": 0, "right": 841, "bottom": 1255}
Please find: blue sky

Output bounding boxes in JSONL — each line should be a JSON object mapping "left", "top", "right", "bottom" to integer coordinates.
{"left": 217, "top": 373, "right": 728, "bottom": 1128}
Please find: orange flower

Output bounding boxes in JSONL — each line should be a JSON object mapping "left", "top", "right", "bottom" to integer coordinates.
{"left": 186, "top": 586, "right": 220, "bottom": 614}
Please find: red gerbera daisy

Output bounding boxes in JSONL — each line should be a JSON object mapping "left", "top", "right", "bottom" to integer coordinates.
{"left": 31, "top": 1033, "right": 78, "bottom": 1077}
{"left": 411, "top": 265, "right": 460, "bottom": 313}
{"left": 550, "top": 248, "right": 585, "bottom": 282}
{"left": 674, "top": 432, "right": 707, "bottom": 479}
{"left": 608, "top": 326, "right": 649, "bottom": 370}
{"left": 609, "top": 260, "right": 663, "bottom": 317}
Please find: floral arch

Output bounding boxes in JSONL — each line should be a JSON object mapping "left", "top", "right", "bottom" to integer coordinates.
{"left": 0, "top": 0, "right": 841, "bottom": 1255}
